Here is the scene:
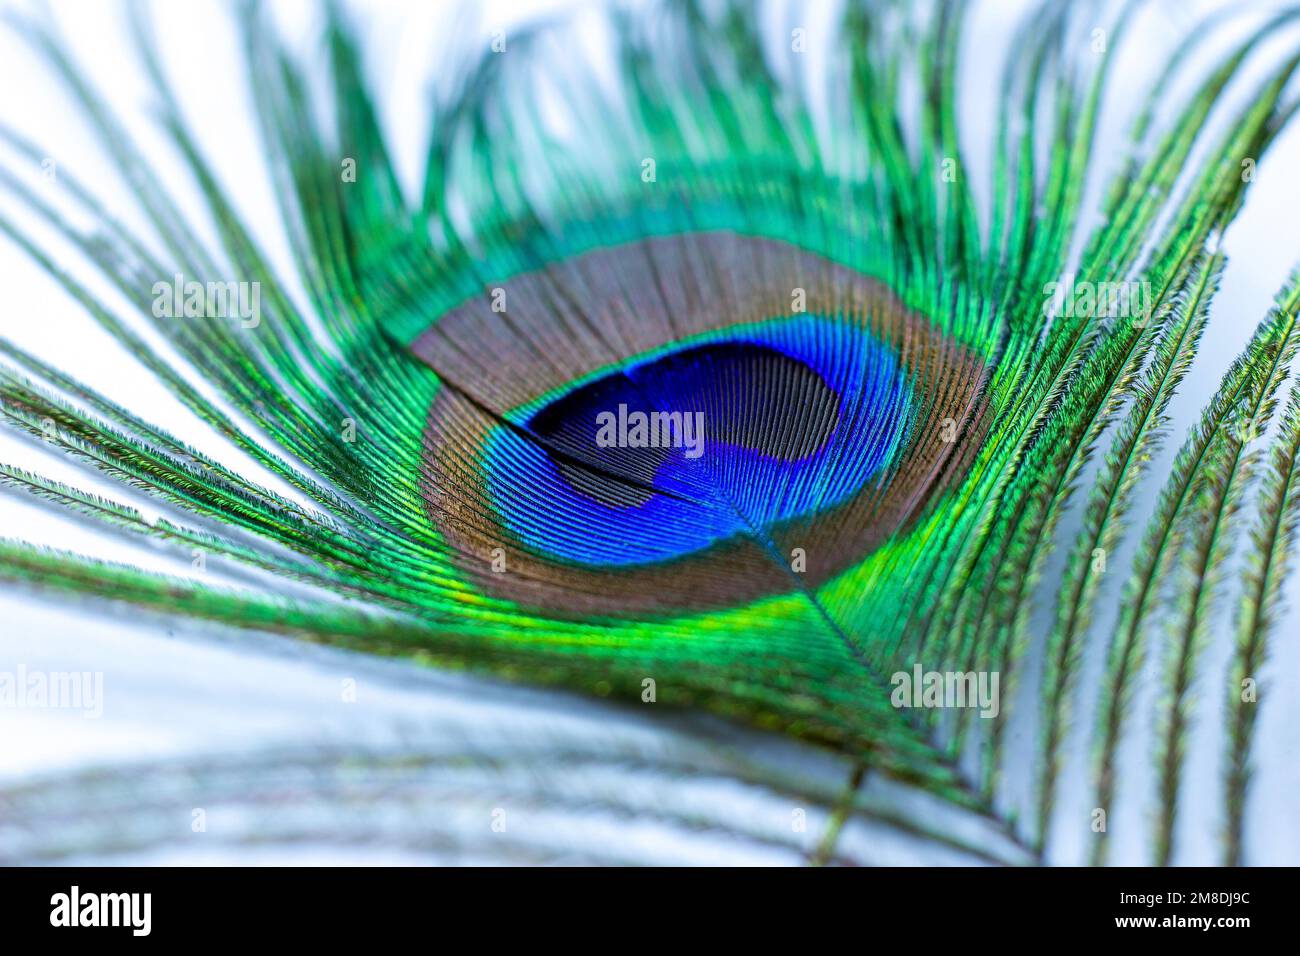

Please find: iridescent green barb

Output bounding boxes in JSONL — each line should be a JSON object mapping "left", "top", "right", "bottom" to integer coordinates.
{"left": 1037, "top": 249, "right": 1222, "bottom": 855}
{"left": 2, "top": 0, "right": 1300, "bottom": 865}
{"left": 1154, "top": 277, "right": 1300, "bottom": 867}
{"left": 1226, "top": 371, "right": 1300, "bottom": 866}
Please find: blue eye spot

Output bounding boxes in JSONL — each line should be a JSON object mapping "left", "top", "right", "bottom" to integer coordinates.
{"left": 482, "top": 316, "right": 911, "bottom": 566}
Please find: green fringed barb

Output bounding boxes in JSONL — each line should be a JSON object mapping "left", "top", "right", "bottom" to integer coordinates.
{"left": 2, "top": 0, "right": 1300, "bottom": 865}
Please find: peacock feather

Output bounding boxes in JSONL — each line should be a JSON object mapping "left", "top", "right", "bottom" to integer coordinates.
{"left": 2, "top": 0, "right": 1300, "bottom": 866}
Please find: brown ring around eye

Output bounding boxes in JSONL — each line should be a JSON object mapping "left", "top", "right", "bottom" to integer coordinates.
{"left": 414, "top": 232, "right": 992, "bottom": 618}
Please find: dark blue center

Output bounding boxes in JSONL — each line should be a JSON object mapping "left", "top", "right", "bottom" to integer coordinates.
{"left": 483, "top": 317, "right": 911, "bottom": 566}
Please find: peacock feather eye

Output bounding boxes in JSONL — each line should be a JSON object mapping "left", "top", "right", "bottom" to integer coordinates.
{"left": 416, "top": 232, "right": 989, "bottom": 614}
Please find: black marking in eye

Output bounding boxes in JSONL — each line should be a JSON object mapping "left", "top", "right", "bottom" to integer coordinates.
{"left": 527, "top": 341, "right": 839, "bottom": 507}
